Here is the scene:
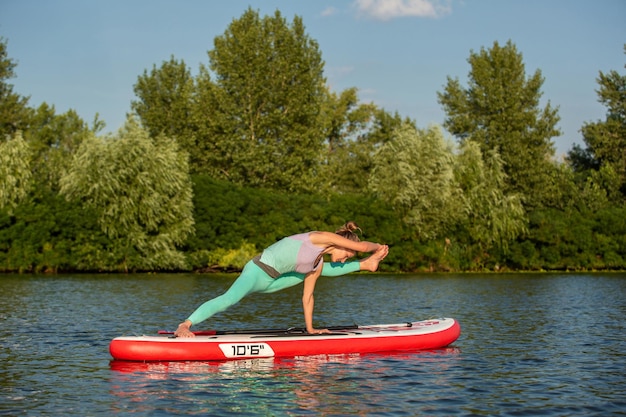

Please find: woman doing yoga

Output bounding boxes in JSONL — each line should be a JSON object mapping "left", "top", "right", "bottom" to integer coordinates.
{"left": 175, "top": 221, "right": 389, "bottom": 337}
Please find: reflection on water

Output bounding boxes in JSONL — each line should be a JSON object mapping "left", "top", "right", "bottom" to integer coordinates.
{"left": 1, "top": 273, "right": 625, "bottom": 416}
{"left": 109, "top": 348, "right": 461, "bottom": 374}
{"left": 109, "top": 348, "right": 462, "bottom": 415}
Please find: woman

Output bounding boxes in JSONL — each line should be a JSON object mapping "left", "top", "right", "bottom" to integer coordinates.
{"left": 175, "top": 221, "right": 389, "bottom": 337}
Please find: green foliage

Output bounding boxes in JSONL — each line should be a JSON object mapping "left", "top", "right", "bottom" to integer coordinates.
{"left": 0, "top": 189, "right": 108, "bottom": 273}
{"left": 537, "top": 162, "right": 579, "bottom": 210}
{"left": 129, "top": 9, "right": 392, "bottom": 194}
{"left": 438, "top": 40, "right": 560, "bottom": 206}
{"left": 506, "top": 206, "right": 626, "bottom": 270}
{"left": 199, "top": 8, "right": 327, "bottom": 191}
{"left": 335, "top": 107, "right": 411, "bottom": 194}
{"left": 317, "top": 89, "right": 398, "bottom": 193}
{"left": 25, "top": 104, "right": 93, "bottom": 190}
{"left": 538, "top": 161, "right": 618, "bottom": 213}
{"left": 1, "top": 13, "right": 625, "bottom": 273}
{"left": 0, "top": 132, "right": 32, "bottom": 214}
{"left": 369, "top": 123, "right": 462, "bottom": 240}
{"left": 194, "top": 242, "right": 259, "bottom": 271}
{"left": 132, "top": 56, "right": 200, "bottom": 169}
{"left": 187, "top": 175, "right": 402, "bottom": 270}
{"left": 573, "top": 45, "right": 626, "bottom": 200}
{"left": 60, "top": 118, "right": 195, "bottom": 271}
{"left": 454, "top": 141, "right": 527, "bottom": 252}
{"left": 0, "top": 37, "right": 32, "bottom": 138}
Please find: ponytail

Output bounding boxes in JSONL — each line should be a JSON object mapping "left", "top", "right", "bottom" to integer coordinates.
{"left": 335, "top": 221, "right": 362, "bottom": 242}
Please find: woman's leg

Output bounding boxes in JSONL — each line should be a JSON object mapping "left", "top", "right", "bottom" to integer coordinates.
{"left": 186, "top": 261, "right": 274, "bottom": 325}
{"left": 187, "top": 260, "right": 364, "bottom": 317}
{"left": 258, "top": 272, "right": 307, "bottom": 294}
{"left": 320, "top": 261, "right": 361, "bottom": 277}
{"left": 259, "top": 261, "right": 361, "bottom": 294}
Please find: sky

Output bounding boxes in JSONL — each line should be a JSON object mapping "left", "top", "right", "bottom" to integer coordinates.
{"left": 1, "top": 0, "right": 624, "bottom": 156}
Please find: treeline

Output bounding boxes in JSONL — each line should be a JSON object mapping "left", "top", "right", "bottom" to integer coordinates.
{"left": 1, "top": 9, "right": 625, "bottom": 273}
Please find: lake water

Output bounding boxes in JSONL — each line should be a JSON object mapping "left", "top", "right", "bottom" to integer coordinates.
{"left": 1, "top": 272, "right": 625, "bottom": 416}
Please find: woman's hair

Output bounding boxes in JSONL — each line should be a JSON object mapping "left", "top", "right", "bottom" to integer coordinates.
{"left": 335, "top": 221, "right": 362, "bottom": 242}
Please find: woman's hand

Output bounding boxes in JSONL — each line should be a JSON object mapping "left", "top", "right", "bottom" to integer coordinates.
{"left": 174, "top": 320, "right": 195, "bottom": 338}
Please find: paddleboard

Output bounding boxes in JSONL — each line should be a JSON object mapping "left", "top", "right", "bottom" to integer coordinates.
{"left": 109, "top": 318, "right": 460, "bottom": 361}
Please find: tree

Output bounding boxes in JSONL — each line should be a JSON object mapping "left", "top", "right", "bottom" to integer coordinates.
{"left": 368, "top": 123, "right": 462, "bottom": 240}
{"left": 132, "top": 56, "right": 199, "bottom": 169}
{"left": 317, "top": 88, "right": 394, "bottom": 193}
{"left": 0, "top": 132, "right": 32, "bottom": 214}
{"left": 199, "top": 8, "right": 327, "bottom": 191}
{"left": 438, "top": 40, "right": 560, "bottom": 205}
{"left": 571, "top": 45, "right": 626, "bottom": 201}
{"left": 0, "top": 37, "right": 31, "bottom": 139}
{"left": 60, "top": 118, "right": 194, "bottom": 271}
{"left": 25, "top": 104, "right": 94, "bottom": 190}
{"left": 454, "top": 141, "right": 526, "bottom": 255}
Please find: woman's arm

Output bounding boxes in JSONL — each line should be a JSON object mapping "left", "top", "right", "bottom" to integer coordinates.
{"left": 301, "top": 267, "right": 329, "bottom": 334}
{"left": 309, "top": 231, "right": 382, "bottom": 253}
{"left": 320, "top": 244, "right": 389, "bottom": 276}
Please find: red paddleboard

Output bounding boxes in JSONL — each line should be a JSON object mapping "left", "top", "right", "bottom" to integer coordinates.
{"left": 109, "top": 318, "right": 460, "bottom": 362}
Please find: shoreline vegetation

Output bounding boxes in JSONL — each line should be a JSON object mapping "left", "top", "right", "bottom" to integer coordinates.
{"left": 1, "top": 174, "right": 624, "bottom": 274}
{"left": 1, "top": 11, "right": 624, "bottom": 274}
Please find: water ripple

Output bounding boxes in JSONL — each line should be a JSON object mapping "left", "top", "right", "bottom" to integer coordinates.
{"left": 1, "top": 273, "right": 625, "bottom": 415}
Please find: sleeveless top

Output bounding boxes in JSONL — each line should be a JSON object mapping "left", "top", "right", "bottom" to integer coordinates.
{"left": 258, "top": 233, "right": 324, "bottom": 276}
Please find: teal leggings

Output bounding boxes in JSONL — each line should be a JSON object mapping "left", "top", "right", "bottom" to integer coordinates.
{"left": 187, "top": 261, "right": 361, "bottom": 325}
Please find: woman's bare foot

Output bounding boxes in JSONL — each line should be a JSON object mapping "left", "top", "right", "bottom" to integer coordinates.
{"left": 360, "top": 245, "right": 389, "bottom": 272}
{"left": 174, "top": 320, "right": 195, "bottom": 338}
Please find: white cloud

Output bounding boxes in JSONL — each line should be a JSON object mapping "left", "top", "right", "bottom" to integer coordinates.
{"left": 353, "top": 0, "right": 451, "bottom": 20}
{"left": 321, "top": 6, "right": 338, "bottom": 17}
